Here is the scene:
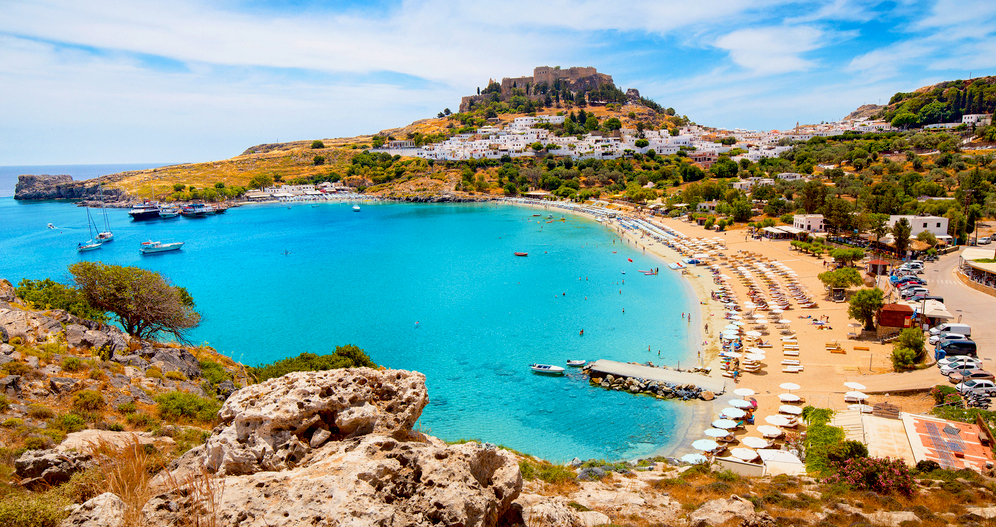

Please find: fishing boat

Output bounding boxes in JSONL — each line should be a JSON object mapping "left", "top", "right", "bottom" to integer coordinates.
{"left": 159, "top": 206, "right": 181, "bottom": 219}
{"left": 529, "top": 364, "right": 565, "bottom": 375}
{"left": 96, "top": 185, "right": 113, "bottom": 241}
{"left": 140, "top": 241, "right": 184, "bottom": 254}
{"left": 566, "top": 360, "right": 586, "bottom": 367}
{"left": 77, "top": 207, "right": 102, "bottom": 252}
{"left": 514, "top": 252, "right": 528, "bottom": 257}
{"left": 181, "top": 203, "right": 215, "bottom": 217}
{"left": 128, "top": 200, "right": 160, "bottom": 220}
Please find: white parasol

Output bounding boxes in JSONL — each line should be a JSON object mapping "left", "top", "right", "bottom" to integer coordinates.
{"left": 728, "top": 314, "right": 742, "bottom": 320}
{"left": 746, "top": 347, "right": 765, "bottom": 354}
{"left": 779, "top": 405, "right": 803, "bottom": 416}
{"left": 779, "top": 393, "right": 801, "bottom": 403}
{"left": 733, "top": 388, "right": 756, "bottom": 397}
{"left": 843, "top": 382, "right": 867, "bottom": 391}
{"left": 731, "top": 447, "right": 759, "bottom": 461}
{"left": 725, "top": 324, "right": 741, "bottom": 331}
{"left": 778, "top": 319, "right": 792, "bottom": 325}
{"left": 757, "top": 425, "right": 783, "bottom": 438}
{"left": 765, "top": 415, "right": 792, "bottom": 426}
{"left": 732, "top": 321, "right": 746, "bottom": 326}
{"left": 692, "top": 439, "right": 720, "bottom": 451}
{"left": 771, "top": 308, "right": 784, "bottom": 314}
{"left": 704, "top": 428, "right": 730, "bottom": 438}
{"left": 722, "top": 407, "right": 746, "bottom": 419}
{"left": 744, "top": 352, "right": 766, "bottom": 361}
{"left": 741, "top": 436, "right": 770, "bottom": 449}
{"left": 721, "top": 334, "right": 740, "bottom": 340}
{"left": 752, "top": 313, "right": 768, "bottom": 319}
{"left": 721, "top": 351, "right": 742, "bottom": 359}
{"left": 845, "top": 391, "right": 869, "bottom": 400}
{"left": 712, "top": 419, "right": 739, "bottom": 429}
{"left": 680, "top": 453, "right": 708, "bottom": 464}
{"left": 728, "top": 399, "right": 753, "bottom": 409}
{"left": 779, "top": 382, "right": 801, "bottom": 391}
{"left": 745, "top": 330, "right": 762, "bottom": 337}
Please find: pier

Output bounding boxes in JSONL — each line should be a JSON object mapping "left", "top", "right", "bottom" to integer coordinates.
{"left": 587, "top": 359, "right": 728, "bottom": 394}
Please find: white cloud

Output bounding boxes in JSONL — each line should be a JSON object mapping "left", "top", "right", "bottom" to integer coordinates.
{"left": 713, "top": 26, "right": 827, "bottom": 75}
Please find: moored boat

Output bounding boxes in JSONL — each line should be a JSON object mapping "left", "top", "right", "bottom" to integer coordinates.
{"left": 77, "top": 241, "right": 101, "bottom": 252}
{"left": 352, "top": 205, "right": 361, "bottom": 212}
{"left": 529, "top": 363, "right": 565, "bottom": 375}
{"left": 566, "top": 360, "right": 586, "bottom": 367}
{"left": 128, "top": 200, "right": 160, "bottom": 220}
{"left": 140, "top": 241, "right": 184, "bottom": 254}
{"left": 181, "top": 203, "right": 215, "bottom": 217}
{"left": 514, "top": 252, "right": 528, "bottom": 257}
{"left": 159, "top": 206, "right": 180, "bottom": 219}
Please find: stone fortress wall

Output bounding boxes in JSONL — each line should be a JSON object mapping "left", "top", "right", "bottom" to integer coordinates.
{"left": 460, "top": 66, "right": 613, "bottom": 112}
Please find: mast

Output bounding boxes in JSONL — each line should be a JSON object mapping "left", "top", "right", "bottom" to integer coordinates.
{"left": 100, "top": 184, "right": 111, "bottom": 231}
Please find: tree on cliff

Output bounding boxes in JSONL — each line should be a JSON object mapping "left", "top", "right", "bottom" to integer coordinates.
{"left": 69, "top": 262, "right": 200, "bottom": 343}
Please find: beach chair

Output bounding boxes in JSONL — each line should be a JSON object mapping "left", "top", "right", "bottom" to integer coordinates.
{"left": 781, "top": 359, "right": 800, "bottom": 366}
{"left": 783, "top": 349, "right": 799, "bottom": 356}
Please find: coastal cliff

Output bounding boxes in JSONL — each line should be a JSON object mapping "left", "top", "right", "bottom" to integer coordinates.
{"left": 14, "top": 175, "right": 128, "bottom": 202}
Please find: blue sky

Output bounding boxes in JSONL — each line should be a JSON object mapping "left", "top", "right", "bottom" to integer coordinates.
{"left": 2, "top": 0, "right": 995, "bottom": 164}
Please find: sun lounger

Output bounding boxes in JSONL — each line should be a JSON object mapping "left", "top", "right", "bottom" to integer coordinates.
{"left": 783, "top": 349, "right": 799, "bottom": 356}
{"left": 782, "top": 365, "right": 803, "bottom": 373}
{"left": 781, "top": 359, "right": 800, "bottom": 365}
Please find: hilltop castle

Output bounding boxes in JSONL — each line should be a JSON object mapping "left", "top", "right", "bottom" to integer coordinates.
{"left": 459, "top": 66, "right": 614, "bottom": 113}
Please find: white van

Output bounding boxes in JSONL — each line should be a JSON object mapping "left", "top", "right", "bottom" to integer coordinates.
{"left": 930, "top": 323, "right": 972, "bottom": 337}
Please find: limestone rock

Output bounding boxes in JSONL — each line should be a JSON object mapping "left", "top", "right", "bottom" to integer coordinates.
{"left": 146, "top": 436, "right": 521, "bottom": 527}
{"left": 0, "top": 279, "right": 15, "bottom": 303}
{"left": 55, "top": 429, "right": 172, "bottom": 454}
{"left": 15, "top": 174, "right": 127, "bottom": 201}
{"left": 860, "top": 510, "right": 921, "bottom": 526}
{"left": 966, "top": 506, "right": 996, "bottom": 519}
{"left": 150, "top": 347, "right": 201, "bottom": 379}
{"left": 699, "top": 391, "right": 715, "bottom": 401}
{"left": 689, "top": 495, "right": 757, "bottom": 527}
{"left": 190, "top": 368, "right": 428, "bottom": 476}
{"left": 1, "top": 374, "right": 22, "bottom": 396}
{"left": 50, "top": 376, "right": 80, "bottom": 394}
{"left": 15, "top": 449, "right": 93, "bottom": 489}
{"left": 60, "top": 492, "right": 126, "bottom": 527}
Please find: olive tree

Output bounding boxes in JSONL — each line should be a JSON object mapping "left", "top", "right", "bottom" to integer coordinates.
{"left": 68, "top": 262, "right": 200, "bottom": 343}
{"left": 848, "top": 287, "right": 884, "bottom": 331}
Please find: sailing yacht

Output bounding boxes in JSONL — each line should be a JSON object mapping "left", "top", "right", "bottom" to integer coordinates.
{"left": 77, "top": 207, "right": 102, "bottom": 252}
{"left": 96, "top": 185, "right": 114, "bottom": 242}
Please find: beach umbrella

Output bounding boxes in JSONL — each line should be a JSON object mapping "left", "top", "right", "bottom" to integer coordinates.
{"left": 728, "top": 314, "right": 742, "bottom": 320}
{"left": 712, "top": 419, "right": 739, "bottom": 430}
{"left": 848, "top": 322, "right": 863, "bottom": 329}
{"left": 741, "top": 436, "right": 770, "bottom": 449}
{"left": 731, "top": 448, "right": 759, "bottom": 462}
{"left": 727, "top": 399, "right": 753, "bottom": 409}
{"left": 778, "top": 319, "right": 792, "bottom": 325}
{"left": 757, "top": 425, "right": 783, "bottom": 438}
{"left": 724, "top": 324, "right": 740, "bottom": 331}
{"left": 779, "top": 393, "right": 801, "bottom": 403}
{"left": 771, "top": 308, "right": 784, "bottom": 314}
{"left": 745, "top": 331, "right": 762, "bottom": 337}
{"left": 845, "top": 391, "right": 869, "bottom": 400}
{"left": 733, "top": 388, "right": 755, "bottom": 397}
{"left": 746, "top": 347, "right": 765, "bottom": 354}
{"left": 704, "top": 428, "right": 730, "bottom": 438}
{"left": 692, "top": 439, "right": 720, "bottom": 451}
{"left": 843, "top": 382, "right": 867, "bottom": 391}
{"left": 779, "top": 405, "right": 803, "bottom": 416}
{"left": 765, "top": 415, "right": 791, "bottom": 426}
{"left": 744, "top": 353, "right": 766, "bottom": 361}
{"left": 721, "top": 351, "right": 742, "bottom": 358}
{"left": 721, "top": 334, "right": 739, "bottom": 340}
{"left": 680, "top": 453, "right": 708, "bottom": 464}
{"left": 722, "top": 407, "right": 746, "bottom": 419}
{"left": 754, "top": 319, "right": 768, "bottom": 325}
{"left": 732, "top": 321, "right": 746, "bottom": 326}
{"left": 752, "top": 313, "right": 767, "bottom": 319}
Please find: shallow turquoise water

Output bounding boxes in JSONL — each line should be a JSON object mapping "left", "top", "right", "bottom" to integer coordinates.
{"left": 0, "top": 198, "right": 700, "bottom": 461}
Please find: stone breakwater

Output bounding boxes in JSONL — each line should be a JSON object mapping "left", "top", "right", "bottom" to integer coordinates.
{"left": 585, "top": 367, "right": 716, "bottom": 402}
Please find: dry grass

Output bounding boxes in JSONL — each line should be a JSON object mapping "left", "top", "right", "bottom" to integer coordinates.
{"left": 89, "top": 438, "right": 159, "bottom": 526}
{"left": 161, "top": 467, "right": 226, "bottom": 527}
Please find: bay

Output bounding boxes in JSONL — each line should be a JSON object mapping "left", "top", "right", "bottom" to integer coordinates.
{"left": 0, "top": 198, "right": 700, "bottom": 462}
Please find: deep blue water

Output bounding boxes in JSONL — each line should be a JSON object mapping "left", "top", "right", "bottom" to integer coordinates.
{"left": 0, "top": 198, "right": 700, "bottom": 461}
{"left": 0, "top": 164, "right": 174, "bottom": 198}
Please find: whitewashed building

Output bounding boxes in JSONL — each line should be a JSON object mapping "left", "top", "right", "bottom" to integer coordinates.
{"left": 887, "top": 215, "right": 949, "bottom": 238}
{"left": 793, "top": 214, "right": 825, "bottom": 233}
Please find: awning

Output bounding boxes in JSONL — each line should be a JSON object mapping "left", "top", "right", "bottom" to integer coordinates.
{"left": 778, "top": 225, "right": 805, "bottom": 234}
{"left": 923, "top": 300, "right": 954, "bottom": 320}
{"left": 762, "top": 226, "right": 783, "bottom": 234}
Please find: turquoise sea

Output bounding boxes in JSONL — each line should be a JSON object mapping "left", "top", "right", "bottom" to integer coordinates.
{"left": 0, "top": 196, "right": 700, "bottom": 461}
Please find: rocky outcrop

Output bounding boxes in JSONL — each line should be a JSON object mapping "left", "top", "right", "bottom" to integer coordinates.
{"left": 689, "top": 495, "right": 765, "bottom": 527}
{"left": 152, "top": 367, "right": 523, "bottom": 527}
{"left": 14, "top": 174, "right": 127, "bottom": 201}
{"left": 15, "top": 449, "right": 94, "bottom": 489}
{"left": 0, "top": 279, "right": 16, "bottom": 303}
{"left": 60, "top": 492, "right": 126, "bottom": 527}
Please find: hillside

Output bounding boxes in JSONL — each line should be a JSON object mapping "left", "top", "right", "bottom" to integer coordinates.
{"left": 870, "top": 77, "right": 996, "bottom": 127}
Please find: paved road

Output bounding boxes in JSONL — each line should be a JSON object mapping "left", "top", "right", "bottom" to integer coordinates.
{"left": 860, "top": 249, "right": 996, "bottom": 393}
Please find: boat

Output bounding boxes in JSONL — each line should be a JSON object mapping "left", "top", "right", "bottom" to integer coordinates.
{"left": 353, "top": 205, "right": 361, "bottom": 212}
{"left": 77, "top": 207, "right": 102, "bottom": 252}
{"left": 529, "top": 364, "right": 565, "bottom": 375}
{"left": 181, "top": 203, "right": 216, "bottom": 218}
{"left": 47, "top": 223, "right": 54, "bottom": 229}
{"left": 96, "top": 184, "right": 113, "bottom": 242}
{"left": 140, "top": 241, "right": 184, "bottom": 254}
{"left": 514, "top": 252, "right": 528, "bottom": 257}
{"left": 128, "top": 200, "right": 160, "bottom": 220}
{"left": 159, "top": 206, "right": 181, "bottom": 219}
{"left": 532, "top": 214, "right": 540, "bottom": 217}
{"left": 566, "top": 360, "right": 586, "bottom": 367}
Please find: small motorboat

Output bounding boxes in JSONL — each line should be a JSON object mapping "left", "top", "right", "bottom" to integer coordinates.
{"left": 159, "top": 206, "right": 181, "bottom": 219}
{"left": 47, "top": 223, "right": 55, "bottom": 229}
{"left": 566, "top": 360, "right": 586, "bottom": 367}
{"left": 628, "top": 258, "right": 633, "bottom": 262}
{"left": 140, "top": 241, "right": 184, "bottom": 254}
{"left": 353, "top": 205, "right": 361, "bottom": 212}
{"left": 530, "top": 364, "right": 565, "bottom": 375}
{"left": 621, "top": 271, "right": 626, "bottom": 274}
{"left": 514, "top": 252, "right": 528, "bottom": 257}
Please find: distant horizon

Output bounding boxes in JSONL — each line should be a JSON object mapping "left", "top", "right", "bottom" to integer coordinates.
{"left": 3, "top": 0, "right": 995, "bottom": 165}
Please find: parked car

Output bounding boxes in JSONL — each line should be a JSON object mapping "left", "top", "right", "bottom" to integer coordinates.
{"left": 937, "top": 356, "right": 982, "bottom": 369}
{"left": 938, "top": 339, "right": 978, "bottom": 358}
{"left": 901, "top": 288, "right": 929, "bottom": 299}
{"left": 895, "top": 277, "right": 926, "bottom": 287}
{"left": 949, "top": 370, "right": 995, "bottom": 384}
{"left": 956, "top": 379, "right": 996, "bottom": 396}
{"left": 979, "top": 236, "right": 991, "bottom": 245}
{"left": 930, "top": 323, "right": 972, "bottom": 337}
{"left": 929, "top": 332, "right": 967, "bottom": 345}
{"left": 941, "top": 362, "right": 981, "bottom": 376}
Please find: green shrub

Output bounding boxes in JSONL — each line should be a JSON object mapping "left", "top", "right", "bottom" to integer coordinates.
{"left": 51, "top": 413, "right": 86, "bottom": 433}
{"left": 930, "top": 385, "right": 959, "bottom": 405}
{"left": 804, "top": 422, "right": 846, "bottom": 474}
{"left": 825, "top": 456, "right": 917, "bottom": 496}
{"left": 146, "top": 367, "right": 163, "bottom": 379}
{"left": 714, "top": 469, "right": 741, "bottom": 483}
{"left": 164, "top": 370, "right": 187, "bottom": 381}
{"left": 2, "top": 361, "right": 31, "bottom": 376}
{"left": 27, "top": 404, "right": 55, "bottom": 419}
{"left": 2, "top": 418, "right": 23, "bottom": 428}
{"left": 0, "top": 492, "right": 70, "bottom": 527}
{"left": 915, "top": 460, "right": 941, "bottom": 474}
{"left": 107, "top": 423, "right": 125, "bottom": 432}
{"left": 311, "top": 140, "right": 325, "bottom": 149}
{"left": 154, "top": 391, "right": 220, "bottom": 423}
{"left": 519, "top": 460, "right": 538, "bottom": 481}
{"left": 117, "top": 401, "right": 138, "bottom": 414}
{"left": 60, "top": 357, "right": 86, "bottom": 372}
{"left": 199, "top": 359, "right": 230, "bottom": 385}
{"left": 0, "top": 395, "right": 8, "bottom": 411}
{"left": 826, "top": 440, "right": 869, "bottom": 465}
{"left": 15, "top": 278, "right": 107, "bottom": 323}
{"left": 250, "top": 345, "right": 376, "bottom": 382}
{"left": 125, "top": 412, "right": 157, "bottom": 429}
{"left": 802, "top": 406, "right": 834, "bottom": 425}
{"left": 891, "top": 347, "right": 918, "bottom": 371}
{"left": 23, "top": 436, "right": 51, "bottom": 450}
{"left": 71, "top": 390, "right": 105, "bottom": 412}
